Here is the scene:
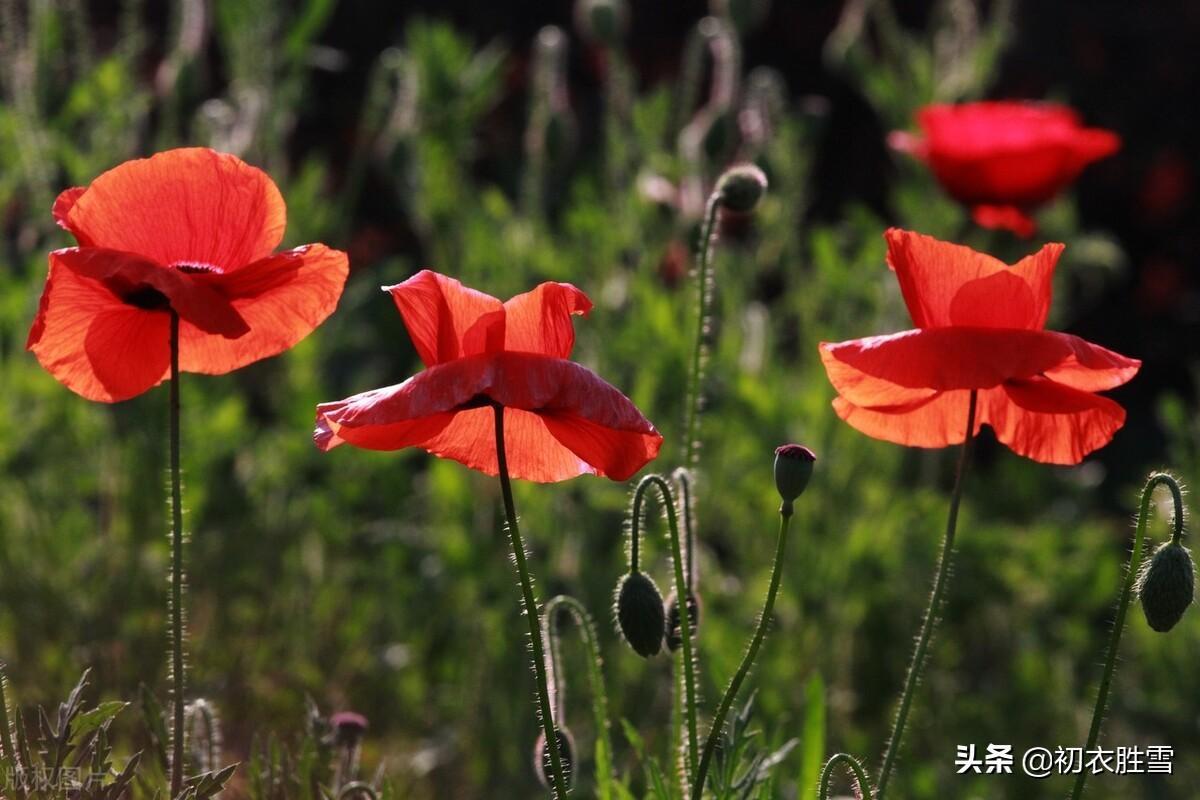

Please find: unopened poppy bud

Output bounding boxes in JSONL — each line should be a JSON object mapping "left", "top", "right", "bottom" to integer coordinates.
{"left": 575, "top": 0, "right": 628, "bottom": 46}
{"left": 1138, "top": 541, "right": 1195, "bottom": 632}
{"left": 533, "top": 728, "right": 576, "bottom": 791}
{"left": 664, "top": 590, "right": 701, "bottom": 652}
{"left": 774, "top": 444, "right": 816, "bottom": 510}
{"left": 715, "top": 164, "right": 768, "bottom": 213}
{"left": 615, "top": 571, "right": 666, "bottom": 657}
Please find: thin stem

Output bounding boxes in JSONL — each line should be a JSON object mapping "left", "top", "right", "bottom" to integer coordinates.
{"left": 1069, "top": 472, "right": 1184, "bottom": 800}
{"left": 494, "top": 405, "right": 569, "bottom": 799}
{"left": 876, "top": 389, "right": 978, "bottom": 798}
{"left": 692, "top": 506, "right": 793, "bottom": 799}
{"left": 544, "top": 595, "right": 616, "bottom": 800}
{"left": 630, "top": 475, "right": 699, "bottom": 780}
{"left": 819, "top": 753, "right": 875, "bottom": 800}
{"left": 682, "top": 194, "right": 721, "bottom": 470}
{"left": 168, "top": 309, "right": 186, "bottom": 798}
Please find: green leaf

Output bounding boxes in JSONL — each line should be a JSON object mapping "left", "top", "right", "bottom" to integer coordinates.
{"left": 73, "top": 700, "right": 128, "bottom": 740}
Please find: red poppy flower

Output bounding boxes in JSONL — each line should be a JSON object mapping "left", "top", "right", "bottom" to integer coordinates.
{"left": 27, "top": 148, "right": 349, "bottom": 402}
{"left": 890, "top": 102, "right": 1121, "bottom": 237}
{"left": 314, "top": 270, "right": 663, "bottom": 482}
{"left": 819, "top": 229, "right": 1140, "bottom": 464}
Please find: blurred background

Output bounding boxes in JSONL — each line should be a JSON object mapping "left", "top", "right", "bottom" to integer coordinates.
{"left": 1, "top": 0, "right": 1198, "bottom": 797}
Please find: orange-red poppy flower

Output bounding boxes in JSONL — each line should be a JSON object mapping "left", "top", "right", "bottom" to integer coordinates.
{"left": 890, "top": 102, "right": 1121, "bottom": 237}
{"left": 27, "top": 147, "right": 349, "bottom": 402}
{"left": 315, "top": 270, "right": 663, "bottom": 482}
{"left": 819, "top": 229, "right": 1140, "bottom": 464}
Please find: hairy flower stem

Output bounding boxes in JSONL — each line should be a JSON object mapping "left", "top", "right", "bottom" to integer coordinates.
{"left": 1069, "top": 472, "right": 1184, "bottom": 800}
{"left": 493, "top": 405, "right": 569, "bottom": 798}
{"left": 692, "top": 505, "right": 793, "bottom": 800}
{"left": 682, "top": 194, "right": 721, "bottom": 470}
{"left": 820, "top": 753, "right": 875, "bottom": 800}
{"left": 876, "top": 389, "right": 978, "bottom": 798}
{"left": 167, "top": 310, "right": 187, "bottom": 797}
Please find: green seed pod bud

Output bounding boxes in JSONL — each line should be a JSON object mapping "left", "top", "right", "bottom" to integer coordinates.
{"left": 715, "top": 163, "right": 768, "bottom": 213}
{"left": 774, "top": 443, "right": 816, "bottom": 507}
{"left": 533, "top": 728, "right": 576, "bottom": 791}
{"left": 575, "top": 0, "right": 629, "bottom": 46}
{"left": 615, "top": 571, "right": 666, "bottom": 657}
{"left": 1138, "top": 541, "right": 1195, "bottom": 632}
{"left": 664, "top": 590, "right": 701, "bottom": 652}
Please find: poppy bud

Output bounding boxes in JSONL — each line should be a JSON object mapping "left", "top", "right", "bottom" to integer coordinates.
{"left": 715, "top": 164, "right": 768, "bottom": 213}
{"left": 774, "top": 443, "right": 816, "bottom": 509}
{"left": 330, "top": 711, "right": 369, "bottom": 746}
{"left": 664, "top": 590, "right": 702, "bottom": 652}
{"left": 615, "top": 571, "right": 666, "bottom": 657}
{"left": 533, "top": 728, "right": 576, "bottom": 791}
{"left": 575, "top": 0, "right": 628, "bottom": 46}
{"left": 1138, "top": 541, "right": 1195, "bottom": 632}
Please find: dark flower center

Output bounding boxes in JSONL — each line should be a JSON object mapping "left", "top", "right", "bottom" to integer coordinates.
{"left": 123, "top": 286, "right": 170, "bottom": 310}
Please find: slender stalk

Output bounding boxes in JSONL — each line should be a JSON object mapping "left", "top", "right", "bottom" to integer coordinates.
{"left": 692, "top": 506, "right": 793, "bottom": 799}
{"left": 682, "top": 195, "right": 721, "bottom": 470}
{"left": 1069, "top": 472, "right": 1184, "bottom": 800}
{"left": 544, "top": 595, "right": 616, "bottom": 799}
{"left": 673, "top": 468, "right": 698, "bottom": 789}
{"left": 876, "top": 389, "right": 978, "bottom": 798}
{"left": 493, "top": 405, "right": 569, "bottom": 798}
{"left": 168, "top": 309, "right": 186, "bottom": 798}
{"left": 819, "top": 753, "right": 875, "bottom": 800}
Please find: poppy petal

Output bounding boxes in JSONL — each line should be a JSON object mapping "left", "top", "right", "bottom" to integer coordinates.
{"left": 27, "top": 256, "right": 170, "bottom": 402}
{"left": 980, "top": 377, "right": 1126, "bottom": 464}
{"left": 502, "top": 282, "right": 593, "bottom": 358}
{"left": 384, "top": 270, "right": 503, "bottom": 366}
{"left": 831, "top": 391, "right": 976, "bottom": 450}
{"left": 885, "top": 228, "right": 1061, "bottom": 330}
{"left": 52, "top": 247, "right": 249, "bottom": 338}
{"left": 62, "top": 148, "right": 286, "bottom": 270}
{"left": 53, "top": 187, "right": 88, "bottom": 240}
{"left": 314, "top": 352, "right": 662, "bottom": 482}
{"left": 179, "top": 243, "right": 349, "bottom": 374}
{"left": 971, "top": 205, "right": 1037, "bottom": 238}
{"left": 1041, "top": 337, "right": 1141, "bottom": 392}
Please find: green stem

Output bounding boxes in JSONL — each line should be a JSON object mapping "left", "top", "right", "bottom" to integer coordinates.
{"left": 494, "top": 405, "right": 569, "bottom": 799}
{"left": 543, "top": 595, "right": 616, "bottom": 800}
{"left": 1069, "top": 472, "right": 1184, "bottom": 800}
{"left": 819, "top": 753, "right": 875, "bottom": 800}
{"left": 630, "top": 475, "right": 699, "bottom": 781}
{"left": 682, "top": 195, "right": 721, "bottom": 470}
{"left": 168, "top": 309, "right": 186, "bottom": 798}
{"left": 876, "top": 389, "right": 978, "bottom": 798}
{"left": 672, "top": 467, "right": 699, "bottom": 790}
{"left": 692, "top": 506, "right": 792, "bottom": 799}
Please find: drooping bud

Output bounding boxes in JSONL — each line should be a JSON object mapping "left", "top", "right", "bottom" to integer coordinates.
{"left": 533, "top": 728, "right": 577, "bottom": 791}
{"left": 330, "top": 711, "right": 369, "bottom": 745}
{"left": 575, "top": 0, "right": 629, "bottom": 46}
{"left": 1138, "top": 541, "right": 1195, "bottom": 632}
{"left": 774, "top": 444, "right": 816, "bottom": 511}
{"left": 614, "top": 571, "right": 666, "bottom": 657}
{"left": 664, "top": 590, "right": 702, "bottom": 652}
{"left": 715, "top": 163, "right": 768, "bottom": 213}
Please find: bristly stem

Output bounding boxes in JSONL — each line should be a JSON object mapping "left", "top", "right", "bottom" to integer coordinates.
{"left": 168, "top": 309, "right": 186, "bottom": 798}
{"left": 1069, "top": 472, "right": 1184, "bottom": 800}
{"left": 820, "top": 753, "right": 875, "bottom": 800}
{"left": 682, "top": 194, "right": 721, "bottom": 470}
{"left": 692, "top": 504, "right": 793, "bottom": 799}
{"left": 494, "top": 405, "right": 569, "bottom": 799}
{"left": 876, "top": 389, "right": 978, "bottom": 798}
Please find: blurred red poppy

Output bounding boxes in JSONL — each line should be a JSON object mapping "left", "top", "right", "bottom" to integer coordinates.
{"left": 819, "top": 229, "right": 1139, "bottom": 464}
{"left": 890, "top": 102, "right": 1121, "bottom": 237}
{"left": 314, "top": 270, "right": 663, "bottom": 482}
{"left": 27, "top": 147, "right": 349, "bottom": 402}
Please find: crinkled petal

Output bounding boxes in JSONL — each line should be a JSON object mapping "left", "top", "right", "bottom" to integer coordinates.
{"left": 53, "top": 187, "right": 88, "bottom": 240}
{"left": 62, "top": 148, "right": 286, "bottom": 270}
{"left": 831, "top": 390, "right": 976, "bottom": 450}
{"left": 27, "top": 255, "right": 170, "bottom": 402}
{"left": 885, "top": 228, "right": 1061, "bottom": 330}
{"left": 314, "top": 352, "right": 662, "bottom": 482}
{"left": 384, "top": 270, "right": 503, "bottom": 366}
{"left": 980, "top": 377, "right": 1126, "bottom": 464}
{"left": 52, "top": 247, "right": 249, "bottom": 337}
{"left": 179, "top": 243, "right": 348, "bottom": 374}
{"left": 1041, "top": 338, "right": 1141, "bottom": 392}
{"left": 502, "top": 282, "right": 593, "bottom": 357}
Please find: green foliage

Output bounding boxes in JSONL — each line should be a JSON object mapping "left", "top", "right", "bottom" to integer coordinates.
{"left": 0, "top": 2, "right": 1196, "bottom": 799}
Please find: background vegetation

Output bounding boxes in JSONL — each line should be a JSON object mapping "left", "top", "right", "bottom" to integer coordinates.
{"left": 0, "top": 0, "right": 1197, "bottom": 797}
